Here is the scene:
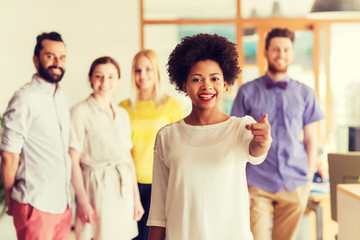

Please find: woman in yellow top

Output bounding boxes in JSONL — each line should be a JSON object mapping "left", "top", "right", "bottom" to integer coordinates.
{"left": 119, "top": 49, "right": 185, "bottom": 240}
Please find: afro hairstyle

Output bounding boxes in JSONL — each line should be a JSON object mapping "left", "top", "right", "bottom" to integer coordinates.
{"left": 167, "top": 33, "right": 241, "bottom": 92}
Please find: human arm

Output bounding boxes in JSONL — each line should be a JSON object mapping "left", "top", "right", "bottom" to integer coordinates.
{"left": 303, "top": 122, "right": 318, "bottom": 179}
{"left": 69, "top": 147, "right": 96, "bottom": 223}
{"left": 301, "top": 87, "right": 323, "bottom": 179}
{"left": 246, "top": 114, "right": 272, "bottom": 157}
{"left": 149, "top": 226, "right": 166, "bottom": 240}
{"left": 147, "top": 132, "right": 169, "bottom": 236}
{"left": 0, "top": 93, "right": 31, "bottom": 215}
{"left": 0, "top": 151, "right": 20, "bottom": 215}
{"left": 126, "top": 150, "right": 144, "bottom": 221}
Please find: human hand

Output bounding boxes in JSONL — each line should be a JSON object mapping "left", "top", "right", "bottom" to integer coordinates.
{"left": 246, "top": 114, "right": 272, "bottom": 149}
{"left": 134, "top": 198, "right": 144, "bottom": 221}
{"left": 5, "top": 194, "right": 13, "bottom": 216}
{"left": 77, "top": 201, "right": 96, "bottom": 223}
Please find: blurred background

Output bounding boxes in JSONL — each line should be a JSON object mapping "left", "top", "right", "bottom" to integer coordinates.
{"left": 1, "top": 0, "right": 360, "bottom": 239}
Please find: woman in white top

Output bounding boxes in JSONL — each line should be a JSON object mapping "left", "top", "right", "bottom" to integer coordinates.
{"left": 70, "top": 56, "right": 144, "bottom": 240}
{"left": 147, "top": 34, "right": 272, "bottom": 240}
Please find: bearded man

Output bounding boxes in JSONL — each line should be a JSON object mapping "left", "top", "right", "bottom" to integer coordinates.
{"left": 231, "top": 28, "right": 324, "bottom": 240}
{"left": 1, "top": 32, "right": 72, "bottom": 240}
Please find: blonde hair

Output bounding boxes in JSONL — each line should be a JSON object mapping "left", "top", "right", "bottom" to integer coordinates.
{"left": 129, "top": 49, "right": 167, "bottom": 108}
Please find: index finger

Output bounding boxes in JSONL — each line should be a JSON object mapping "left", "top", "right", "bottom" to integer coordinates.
{"left": 257, "top": 114, "right": 269, "bottom": 123}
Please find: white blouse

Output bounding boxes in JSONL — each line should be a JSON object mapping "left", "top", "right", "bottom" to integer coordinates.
{"left": 70, "top": 95, "right": 133, "bottom": 167}
{"left": 147, "top": 116, "right": 266, "bottom": 240}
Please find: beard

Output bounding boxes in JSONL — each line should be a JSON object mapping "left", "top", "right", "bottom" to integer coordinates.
{"left": 38, "top": 61, "right": 65, "bottom": 84}
{"left": 267, "top": 61, "right": 288, "bottom": 75}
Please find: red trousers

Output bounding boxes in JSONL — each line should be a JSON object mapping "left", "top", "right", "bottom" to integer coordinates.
{"left": 12, "top": 200, "right": 72, "bottom": 240}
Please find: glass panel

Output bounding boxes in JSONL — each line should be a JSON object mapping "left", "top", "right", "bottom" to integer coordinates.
{"left": 144, "top": 0, "right": 236, "bottom": 20}
{"left": 242, "top": 66, "right": 260, "bottom": 84}
{"left": 289, "top": 30, "right": 315, "bottom": 89}
{"left": 241, "top": 0, "right": 315, "bottom": 18}
{"left": 330, "top": 23, "right": 360, "bottom": 151}
{"left": 243, "top": 28, "right": 257, "bottom": 65}
{"left": 242, "top": 28, "right": 260, "bottom": 85}
{"left": 144, "top": 24, "right": 237, "bottom": 114}
{"left": 293, "top": 31, "right": 314, "bottom": 70}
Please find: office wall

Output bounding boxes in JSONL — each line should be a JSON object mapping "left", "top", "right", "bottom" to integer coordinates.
{"left": 0, "top": 0, "right": 140, "bottom": 112}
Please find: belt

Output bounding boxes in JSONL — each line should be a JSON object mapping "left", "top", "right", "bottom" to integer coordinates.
{"left": 80, "top": 161, "right": 131, "bottom": 198}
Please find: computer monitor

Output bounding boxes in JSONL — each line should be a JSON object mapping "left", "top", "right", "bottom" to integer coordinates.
{"left": 328, "top": 152, "right": 360, "bottom": 221}
{"left": 349, "top": 127, "right": 360, "bottom": 151}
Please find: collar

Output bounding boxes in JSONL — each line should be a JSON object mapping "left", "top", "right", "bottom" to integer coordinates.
{"left": 264, "top": 74, "right": 290, "bottom": 89}
{"left": 32, "top": 74, "right": 59, "bottom": 95}
{"left": 264, "top": 73, "right": 290, "bottom": 83}
{"left": 86, "top": 94, "right": 116, "bottom": 116}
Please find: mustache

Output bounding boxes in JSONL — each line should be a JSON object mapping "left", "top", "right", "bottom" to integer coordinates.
{"left": 48, "top": 66, "right": 64, "bottom": 72}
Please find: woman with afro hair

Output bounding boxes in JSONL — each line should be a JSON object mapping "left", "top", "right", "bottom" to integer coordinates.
{"left": 147, "top": 33, "right": 272, "bottom": 240}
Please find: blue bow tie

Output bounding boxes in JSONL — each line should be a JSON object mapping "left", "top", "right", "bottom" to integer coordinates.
{"left": 266, "top": 81, "right": 288, "bottom": 89}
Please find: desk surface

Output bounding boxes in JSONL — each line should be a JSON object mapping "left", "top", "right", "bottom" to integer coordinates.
{"left": 337, "top": 184, "right": 360, "bottom": 200}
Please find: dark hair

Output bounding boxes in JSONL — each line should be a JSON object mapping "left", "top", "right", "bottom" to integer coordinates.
{"left": 265, "top": 28, "right": 295, "bottom": 50}
{"left": 167, "top": 33, "right": 240, "bottom": 92}
{"left": 88, "top": 56, "right": 121, "bottom": 80}
{"left": 34, "top": 32, "right": 64, "bottom": 58}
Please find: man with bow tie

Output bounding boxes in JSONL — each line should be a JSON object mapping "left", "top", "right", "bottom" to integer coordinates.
{"left": 231, "top": 28, "right": 323, "bottom": 240}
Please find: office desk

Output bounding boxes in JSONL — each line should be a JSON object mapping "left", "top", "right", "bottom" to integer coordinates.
{"left": 337, "top": 184, "right": 360, "bottom": 240}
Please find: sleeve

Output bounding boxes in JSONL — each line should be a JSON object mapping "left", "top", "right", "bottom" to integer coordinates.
{"left": 69, "top": 105, "right": 86, "bottom": 152}
{"left": 147, "top": 130, "right": 169, "bottom": 227}
{"left": 118, "top": 99, "right": 128, "bottom": 109}
{"left": 303, "top": 88, "right": 324, "bottom": 126}
{"left": 238, "top": 116, "right": 267, "bottom": 165}
{"left": 0, "top": 92, "right": 31, "bottom": 153}
{"left": 231, "top": 87, "right": 247, "bottom": 118}
{"left": 169, "top": 98, "right": 185, "bottom": 123}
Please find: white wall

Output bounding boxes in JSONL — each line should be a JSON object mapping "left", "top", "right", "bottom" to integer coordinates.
{"left": 0, "top": 0, "right": 140, "bottom": 112}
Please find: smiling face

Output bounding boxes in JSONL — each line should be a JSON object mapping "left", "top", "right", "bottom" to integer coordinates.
{"left": 183, "top": 60, "right": 227, "bottom": 111}
{"left": 265, "top": 37, "right": 294, "bottom": 74}
{"left": 90, "top": 63, "right": 120, "bottom": 98}
{"left": 33, "top": 39, "right": 66, "bottom": 84}
{"left": 134, "top": 55, "right": 157, "bottom": 93}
